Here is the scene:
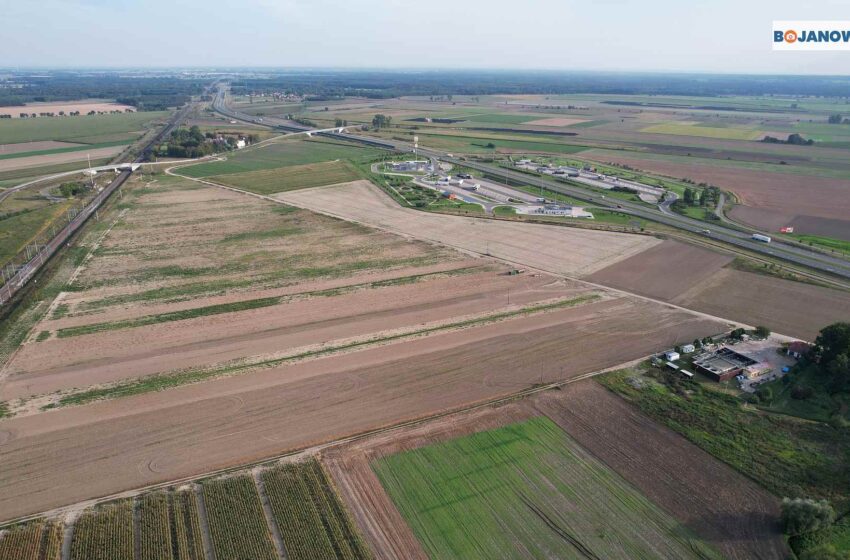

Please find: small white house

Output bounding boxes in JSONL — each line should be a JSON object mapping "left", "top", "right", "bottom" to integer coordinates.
{"left": 665, "top": 351, "right": 680, "bottom": 362}
{"left": 681, "top": 344, "right": 696, "bottom": 354}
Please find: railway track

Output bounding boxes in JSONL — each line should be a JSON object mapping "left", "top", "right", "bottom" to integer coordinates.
{"left": 0, "top": 85, "right": 210, "bottom": 306}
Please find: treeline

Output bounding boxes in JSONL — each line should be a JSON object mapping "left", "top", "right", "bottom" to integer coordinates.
{"left": 0, "top": 73, "right": 204, "bottom": 110}
{"left": 229, "top": 71, "right": 850, "bottom": 99}
{"left": 161, "top": 126, "right": 257, "bottom": 158}
{"left": 762, "top": 133, "right": 814, "bottom": 146}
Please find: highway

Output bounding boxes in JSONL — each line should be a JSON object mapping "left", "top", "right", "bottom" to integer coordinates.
{"left": 213, "top": 85, "right": 850, "bottom": 281}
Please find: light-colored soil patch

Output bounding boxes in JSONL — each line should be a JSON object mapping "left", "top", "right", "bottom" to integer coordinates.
{"left": 535, "top": 382, "right": 789, "bottom": 560}
{"left": 0, "top": 141, "right": 83, "bottom": 155}
{"left": 0, "top": 101, "right": 135, "bottom": 118}
{"left": 521, "top": 117, "right": 589, "bottom": 127}
{"left": 0, "top": 145, "right": 125, "bottom": 172}
{"left": 0, "top": 297, "right": 722, "bottom": 521}
{"left": 274, "top": 180, "right": 661, "bottom": 277}
{"left": 3, "top": 273, "right": 591, "bottom": 399}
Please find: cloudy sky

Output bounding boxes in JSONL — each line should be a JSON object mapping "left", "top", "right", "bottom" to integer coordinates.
{"left": 1, "top": 0, "right": 848, "bottom": 74}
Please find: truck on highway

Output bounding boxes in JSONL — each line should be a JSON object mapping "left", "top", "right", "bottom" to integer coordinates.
{"left": 752, "top": 233, "right": 772, "bottom": 243}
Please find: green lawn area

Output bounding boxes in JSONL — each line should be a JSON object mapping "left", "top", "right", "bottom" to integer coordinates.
{"left": 757, "top": 364, "right": 850, "bottom": 423}
{"left": 599, "top": 368, "right": 850, "bottom": 509}
{"left": 641, "top": 123, "right": 761, "bottom": 140}
{"left": 789, "top": 233, "right": 850, "bottom": 255}
{"left": 209, "top": 160, "right": 360, "bottom": 195}
{"left": 589, "top": 208, "right": 645, "bottom": 227}
{"left": 0, "top": 111, "right": 167, "bottom": 144}
{"left": 0, "top": 200, "right": 73, "bottom": 267}
{"left": 179, "top": 137, "right": 382, "bottom": 177}
{"left": 414, "top": 131, "right": 588, "bottom": 155}
{"left": 493, "top": 205, "right": 517, "bottom": 216}
{"left": 373, "top": 417, "right": 721, "bottom": 560}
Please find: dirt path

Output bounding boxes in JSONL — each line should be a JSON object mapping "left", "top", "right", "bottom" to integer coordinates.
{"left": 253, "top": 470, "right": 288, "bottom": 560}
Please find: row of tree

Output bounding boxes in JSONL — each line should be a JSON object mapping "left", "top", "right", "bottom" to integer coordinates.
{"left": 828, "top": 114, "right": 850, "bottom": 124}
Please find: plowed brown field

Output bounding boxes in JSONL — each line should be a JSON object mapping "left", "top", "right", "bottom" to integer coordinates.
{"left": 0, "top": 297, "right": 722, "bottom": 520}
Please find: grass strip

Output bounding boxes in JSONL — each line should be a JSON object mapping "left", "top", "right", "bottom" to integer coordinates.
{"left": 57, "top": 266, "right": 484, "bottom": 337}
{"left": 51, "top": 294, "right": 600, "bottom": 408}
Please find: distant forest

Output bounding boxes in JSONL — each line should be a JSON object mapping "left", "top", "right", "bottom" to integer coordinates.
{"left": 0, "top": 73, "right": 205, "bottom": 110}
{"left": 3, "top": 71, "right": 850, "bottom": 110}
{"left": 229, "top": 70, "right": 850, "bottom": 99}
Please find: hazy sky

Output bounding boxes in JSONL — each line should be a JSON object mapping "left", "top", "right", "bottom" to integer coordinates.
{"left": 1, "top": 0, "right": 849, "bottom": 74}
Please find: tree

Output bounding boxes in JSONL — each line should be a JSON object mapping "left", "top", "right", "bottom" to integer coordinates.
{"left": 781, "top": 498, "right": 835, "bottom": 536}
{"left": 683, "top": 187, "right": 694, "bottom": 205}
{"left": 334, "top": 118, "right": 344, "bottom": 127}
{"left": 828, "top": 114, "right": 843, "bottom": 124}
{"left": 814, "top": 323, "right": 850, "bottom": 365}
{"left": 372, "top": 114, "right": 391, "bottom": 129}
{"left": 754, "top": 326, "right": 771, "bottom": 338}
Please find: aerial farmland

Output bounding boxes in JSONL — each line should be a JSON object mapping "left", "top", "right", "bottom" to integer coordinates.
{"left": 2, "top": 55, "right": 850, "bottom": 560}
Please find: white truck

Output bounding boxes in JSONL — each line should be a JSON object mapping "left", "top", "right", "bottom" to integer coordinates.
{"left": 751, "top": 233, "right": 772, "bottom": 243}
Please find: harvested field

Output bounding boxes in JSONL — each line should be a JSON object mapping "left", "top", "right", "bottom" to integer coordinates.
{"left": 0, "top": 145, "right": 125, "bottom": 172}
{"left": 0, "top": 140, "right": 83, "bottom": 155}
{"left": 585, "top": 240, "right": 733, "bottom": 300}
{"left": 641, "top": 123, "right": 762, "bottom": 140}
{"left": 586, "top": 240, "right": 850, "bottom": 340}
{"left": 0, "top": 296, "right": 722, "bottom": 520}
{"left": 274, "top": 180, "right": 661, "bottom": 277}
{"left": 373, "top": 416, "right": 721, "bottom": 559}
{"left": 521, "top": 117, "right": 589, "bottom": 127}
{"left": 674, "top": 268, "right": 850, "bottom": 340}
{"left": 789, "top": 214, "right": 850, "bottom": 241}
{"left": 209, "top": 160, "right": 360, "bottom": 195}
{"left": 0, "top": 111, "right": 167, "bottom": 144}
{"left": 3, "top": 271, "right": 586, "bottom": 399}
{"left": 0, "top": 101, "right": 135, "bottom": 118}
{"left": 534, "top": 382, "right": 789, "bottom": 560}
{"left": 582, "top": 150, "right": 850, "bottom": 238}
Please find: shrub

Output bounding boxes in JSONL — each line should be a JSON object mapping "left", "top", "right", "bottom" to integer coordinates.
{"left": 782, "top": 498, "right": 835, "bottom": 536}
{"left": 791, "top": 385, "right": 814, "bottom": 400}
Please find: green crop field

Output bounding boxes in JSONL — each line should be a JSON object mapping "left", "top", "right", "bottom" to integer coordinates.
{"left": 0, "top": 520, "right": 62, "bottom": 560}
{"left": 179, "top": 138, "right": 383, "bottom": 177}
{"left": 262, "top": 460, "right": 372, "bottom": 560}
{"left": 374, "top": 417, "right": 720, "bottom": 560}
{"left": 416, "top": 132, "right": 587, "bottom": 155}
{"left": 70, "top": 500, "right": 135, "bottom": 560}
{"left": 0, "top": 111, "right": 167, "bottom": 144}
{"left": 202, "top": 475, "right": 278, "bottom": 560}
{"left": 210, "top": 160, "right": 360, "bottom": 194}
{"left": 0, "top": 157, "right": 112, "bottom": 182}
{"left": 641, "top": 123, "right": 762, "bottom": 140}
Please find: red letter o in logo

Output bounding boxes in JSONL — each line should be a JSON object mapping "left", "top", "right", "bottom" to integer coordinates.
{"left": 784, "top": 30, "right": 797, "bottom": 43}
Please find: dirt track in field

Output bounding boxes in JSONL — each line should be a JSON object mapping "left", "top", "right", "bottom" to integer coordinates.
{"left": 582, "top": 151, "right": 850, "bottom": 239}
{"left": 521, "top": 117, "right": 588, "bottom": 127}
{"left": 274, "top": 180, "right": 662, "bottom": 278}
{"left": 0, "top": 298, "right": 723, "bottom": 521}
{"left": 3, "top": 272, "right": 592, "bottom": 399}
{"left": 586, "top": 239, "right": 849, "bottom": 340}
{"left": 535, "top": 382, "right": 789, "bottom": 560}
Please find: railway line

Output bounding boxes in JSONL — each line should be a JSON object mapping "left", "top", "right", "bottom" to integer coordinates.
{"left": 0, "top": 86, "right": 206, "bottom": 305}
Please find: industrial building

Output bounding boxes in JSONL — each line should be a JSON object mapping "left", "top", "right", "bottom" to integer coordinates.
{"left": 390, "top": 160, "right": 428, "bottom": 172}
{"left": 692, "top": 347, "right": 767, "bottom": 382}
{"left": 527, "top": 204, "right": 594, "bottom": 218}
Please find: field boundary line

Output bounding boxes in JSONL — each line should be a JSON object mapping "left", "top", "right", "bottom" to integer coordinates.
{"left": 0, "top": 357, "right": 638, "bottom": 529}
